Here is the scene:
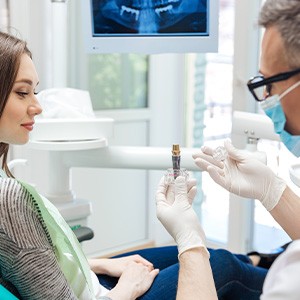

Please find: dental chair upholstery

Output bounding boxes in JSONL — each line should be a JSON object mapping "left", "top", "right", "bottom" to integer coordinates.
{"left": 0, "top": 226, "right": 94, "bottom": 299}
{"left": 71, "top": 225, "right": 94, "bottom": 242}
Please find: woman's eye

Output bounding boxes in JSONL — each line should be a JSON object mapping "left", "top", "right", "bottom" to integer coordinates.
{"left": 17, "top": 92, "right": 28, "bottom": 97}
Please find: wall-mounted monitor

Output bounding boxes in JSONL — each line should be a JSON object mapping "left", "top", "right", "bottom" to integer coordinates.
{"left": 81, "top": 0, "right": 219, "bottom": 54}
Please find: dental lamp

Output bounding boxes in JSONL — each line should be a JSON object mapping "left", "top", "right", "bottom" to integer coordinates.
{"left": 228, "top": 111, "right": 300, "bottom": 253}
{"left": 232, "top": 110, "right": 280, "bottom": 150}
{"left": 232, "top": 111, "right": 300, "bottom": 187}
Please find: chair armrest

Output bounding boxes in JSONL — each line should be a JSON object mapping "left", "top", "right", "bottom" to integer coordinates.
{"left": 72, "top": 226, "right": 94, "bottom": 243}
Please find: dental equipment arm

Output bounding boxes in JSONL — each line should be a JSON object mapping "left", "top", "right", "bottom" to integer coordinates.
{"left": 25, "top": 144, "right": 201, "bottom": 204}
{"left": 63, "top": 146, "right": 199, "bottom": 171}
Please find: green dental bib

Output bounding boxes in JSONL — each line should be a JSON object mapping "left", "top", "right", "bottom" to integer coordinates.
{"left": 19, "top": 181, "right": 95, "bottom": 299}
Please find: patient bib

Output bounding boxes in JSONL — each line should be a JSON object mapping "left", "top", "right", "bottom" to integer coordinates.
{"left": 19, "top": 181, "right": 96, "bottom": 299}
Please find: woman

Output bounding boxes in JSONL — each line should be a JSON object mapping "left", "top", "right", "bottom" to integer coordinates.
{"left": 0, "top": 30, "right": 161, "bottom": 300}
{"left": 0, "top": 30, "right": 274, "bottom": 300}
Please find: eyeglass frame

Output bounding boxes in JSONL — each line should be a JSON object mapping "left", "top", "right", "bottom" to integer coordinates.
{"left": 247, "top": 67, "right": 300, "bottom": 102}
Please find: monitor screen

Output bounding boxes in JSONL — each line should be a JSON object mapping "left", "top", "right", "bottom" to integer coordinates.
{"left": 81, "top": 0, "right": 219, "bottom": 54}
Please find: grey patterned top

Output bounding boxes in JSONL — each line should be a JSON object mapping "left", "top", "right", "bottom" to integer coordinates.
{"left": 0, "top": 178, "right": 77, "bottom": 299}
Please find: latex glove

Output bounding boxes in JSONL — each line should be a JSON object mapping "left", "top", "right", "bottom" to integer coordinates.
{"left": 156, "top": 176, "right": 209, "bottom": 257}
{"left": 193, "top": 139, "right": 287, "bottom": 211}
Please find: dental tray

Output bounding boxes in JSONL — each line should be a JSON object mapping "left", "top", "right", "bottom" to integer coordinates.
{"left": 29, "top": 118, "right": 114, "bottom": 142}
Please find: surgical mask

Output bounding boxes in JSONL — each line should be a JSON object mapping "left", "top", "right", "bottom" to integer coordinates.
{"left": 260, "top": 80, "right": 300, "bottom": 157}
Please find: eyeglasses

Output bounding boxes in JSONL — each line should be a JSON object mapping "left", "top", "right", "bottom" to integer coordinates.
{"left": 247, "top": 68, "right": 300, "bottom": 102}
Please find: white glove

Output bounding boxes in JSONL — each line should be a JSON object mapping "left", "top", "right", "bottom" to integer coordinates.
{"left": 156, "top": 176, "right": 209, "bottom": 257}
{"left": 193, "top": 139, "right": 287, "bottom": 211}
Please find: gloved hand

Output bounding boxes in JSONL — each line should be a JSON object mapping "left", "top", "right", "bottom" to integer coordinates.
{"left": 193, "top": 139, "right": 287, "bottom": 211}
{"left": 156, "top": 176, "right": 209, "bottom": 257}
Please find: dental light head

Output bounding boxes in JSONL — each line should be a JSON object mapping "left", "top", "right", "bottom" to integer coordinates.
{"left": 232, "top": 111, "right": 280, "bottom": 142}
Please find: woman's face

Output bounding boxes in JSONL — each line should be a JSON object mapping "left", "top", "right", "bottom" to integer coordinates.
{"left": 0, "top": 53, "right": 42, "bottom": 144}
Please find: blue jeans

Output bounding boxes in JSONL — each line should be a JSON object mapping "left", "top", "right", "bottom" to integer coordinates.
{"left": 98, "top": 246, "right": 267, "bottom": 300}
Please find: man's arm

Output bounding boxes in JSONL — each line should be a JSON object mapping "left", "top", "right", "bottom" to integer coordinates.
{"left": 177, "top": 248, "right": 217, "bottom": 300}
{"left": 156, "top": 176, "right": 218, "bottom": 299}
{"left": 270, "top": 186, "right": 300, "bottom": 240}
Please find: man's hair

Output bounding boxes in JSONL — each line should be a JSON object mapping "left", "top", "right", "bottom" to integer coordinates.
{"left": 259, "top": 0, "right": 300, "bottom": 68}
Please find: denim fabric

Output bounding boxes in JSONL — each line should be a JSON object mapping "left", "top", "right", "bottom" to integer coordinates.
{"left": 98, "top": 246, "right": 267, "bottom": 300}
{"left": 210, "top": 249, "right": 267, "bottom": 300}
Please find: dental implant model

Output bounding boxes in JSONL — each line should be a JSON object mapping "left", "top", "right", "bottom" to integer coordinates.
{"left": 212, "top": 146, "right": 228, "bottom": 161}
{"left": 164, "top": 144, "right": 189, "bottom": 185}
{"left": 172, "top": 144, "right": 181, "bottom": 179}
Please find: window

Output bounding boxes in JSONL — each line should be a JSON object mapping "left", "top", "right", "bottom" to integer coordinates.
{"left": 88, "top": 54, "right": 148, "bottom": 110}
{"left": 68, "top": 1, "right": 149, "bottom": 111}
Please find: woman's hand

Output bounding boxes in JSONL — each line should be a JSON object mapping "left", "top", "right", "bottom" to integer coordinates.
{"left": 88, "top": 254, "right": 154, "bottom": 277}
{"left": 107, "top": 261, "right": 159, "bottom": 300}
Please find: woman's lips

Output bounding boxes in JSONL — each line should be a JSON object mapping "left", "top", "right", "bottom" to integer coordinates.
{"left": 21, "top": 122, "right": 34, "bottom": 131}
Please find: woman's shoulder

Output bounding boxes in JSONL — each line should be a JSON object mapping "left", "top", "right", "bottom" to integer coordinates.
{"left": 0, "top": 177, "right": 24, "bottom": 189}
{"left": 0, "top": 178, "right": 28, "bottom": 204}
{"left": 0, "top": 178, "right": 35, "bottom": 223}
{"left": 0, "top": 178, "right": 51, "bottom": 248}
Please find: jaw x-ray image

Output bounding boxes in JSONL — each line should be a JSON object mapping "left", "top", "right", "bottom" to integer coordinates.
{"left": 92, "top": 0, "right": 208, "bottom": 35}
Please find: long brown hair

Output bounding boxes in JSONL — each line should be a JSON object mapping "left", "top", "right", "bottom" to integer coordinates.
{"left": 0, "top": 31, "right": 32, "bottom": 177}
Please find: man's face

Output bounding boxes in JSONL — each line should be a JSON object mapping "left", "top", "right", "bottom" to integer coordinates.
{"left": 260, "top": 26, "right": 300, "bottom": 135}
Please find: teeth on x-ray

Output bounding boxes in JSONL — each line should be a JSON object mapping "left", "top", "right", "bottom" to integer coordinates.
{"left": 121, "top": 2, "right": 174, "bottom": 21}
{"left": 155, "top": 4, "right": 173, "bottom": 16}
{"left": 99, "top": 0, "right": 204, "bottom": 33}
{"left": 120, "top": 5, "right": 140, "bottom": 21}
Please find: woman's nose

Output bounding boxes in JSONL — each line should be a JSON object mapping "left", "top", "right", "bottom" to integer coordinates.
{"left": 29, "top": 96, "right": 43, "bottom": 116}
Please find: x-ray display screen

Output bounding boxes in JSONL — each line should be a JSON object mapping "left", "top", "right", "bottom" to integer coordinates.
{"left": 91, "top": 0, "right": 208, "bottom": 36}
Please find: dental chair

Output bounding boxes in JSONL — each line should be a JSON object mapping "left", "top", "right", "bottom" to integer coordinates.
{"left": 0, "top": 286, "right": 18, "bottom": 300}
{"left": 71, "top": 225, "right": 94, "bottom": 242}
{"left": 0, "top": 226, "right": 94, "bottom": 299}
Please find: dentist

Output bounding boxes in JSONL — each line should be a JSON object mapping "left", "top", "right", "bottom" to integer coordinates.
{"left": 161, "top": 0, "right": 300, "bottom": 298}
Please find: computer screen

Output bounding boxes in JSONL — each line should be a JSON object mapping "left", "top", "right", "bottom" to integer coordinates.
{"left": 82, "top": 0, "right": 219, "bottom": 54}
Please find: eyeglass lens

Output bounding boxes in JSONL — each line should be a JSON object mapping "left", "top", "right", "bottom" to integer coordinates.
{"left": 251, "top": 77, "right": 272, "bottom": 101}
